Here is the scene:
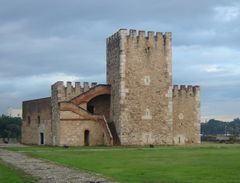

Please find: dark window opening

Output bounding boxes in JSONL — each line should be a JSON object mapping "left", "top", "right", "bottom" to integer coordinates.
{"left": 27, "top": 116, "right": 31, "bottom": 126}
{"left": 178, "top": 137, "right": 181, "bottom": 144}
{"left": 40, "top": 133, "right": 44, "bottom": 145}
{"left": 37, "top": 116, "right": 40, "bottom": 126}
{"left": 84, "top": 130, "right": 90, "bottom": 146}
{"left": 87, "top": 105, "right": 94, "bottom": 114}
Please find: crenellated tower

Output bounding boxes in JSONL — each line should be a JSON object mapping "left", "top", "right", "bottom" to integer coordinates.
{"left": 172, "top": 85, "right": 200, "bottom": 144}
{"left": 107, "top": 29, "right": 173, "bottom": 145}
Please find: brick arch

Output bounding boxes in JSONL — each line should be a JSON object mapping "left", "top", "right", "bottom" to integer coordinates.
{"left": 70, "top": 84, "right": 111, "bottom": 105}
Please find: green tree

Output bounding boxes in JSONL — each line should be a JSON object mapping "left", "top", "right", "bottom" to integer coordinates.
{"left": 0, "top": 115, "right": 22, "bottom": 141}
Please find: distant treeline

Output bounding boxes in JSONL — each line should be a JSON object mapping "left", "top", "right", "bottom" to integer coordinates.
{"left": 1, "top": 115, "right": 240, "bottom": 140}
{"left": 201, "top": 118, "right": 240, "bottom": 136}
{"left": 0, "top": 115, "right": 22, "bottom": 140}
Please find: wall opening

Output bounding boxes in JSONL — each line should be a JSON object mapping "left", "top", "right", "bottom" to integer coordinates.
{"left": 87, "top": 105, "right": 94, "bottom": 114}
{"left": 40, "top": 132, "right": 44, "bottom": 145}
{"left": 178, "top": 137, "right": 181, "bottom": 144}
{"left": 87, "top": 94, "right": 110, "bottom": 120}
{"left": 27, "top": 116, "right": 31, "bottom": 126}
{"left": 37, "top": 116, "right": 40, "bottom": 126}
{"left": 84, "top": 130, "right": 90, "bottom": 146}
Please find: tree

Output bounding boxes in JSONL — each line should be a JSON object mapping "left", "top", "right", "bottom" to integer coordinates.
{"left": 0, "top": 115, "right": 22, "bottom": 141}
{"left": 201, "top": 118, "right": 240, "bottom": 136}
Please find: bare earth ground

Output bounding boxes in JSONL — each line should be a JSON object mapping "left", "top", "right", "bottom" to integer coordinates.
{"left": 0, "top": 144, "right": 114, "bottom": 183}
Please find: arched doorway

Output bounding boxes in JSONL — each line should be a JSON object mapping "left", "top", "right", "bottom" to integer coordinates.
{"left": 84, "top": 130, "right": 90, "bottom": 146}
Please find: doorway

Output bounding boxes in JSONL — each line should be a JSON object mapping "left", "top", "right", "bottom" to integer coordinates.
{"left": 84, "top": 130, "right": 90, "bottom": 146}
{"left": 40, "top": 132, "right": 44, "bottom": 145}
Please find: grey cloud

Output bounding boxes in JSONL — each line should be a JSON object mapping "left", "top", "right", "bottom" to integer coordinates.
{"left": 0, "top": 0, "right": 239, "bottom": 119}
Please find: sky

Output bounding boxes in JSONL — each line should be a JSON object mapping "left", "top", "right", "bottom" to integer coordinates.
{"left": 0, "top": 0, "right": 240, "bottom": 121}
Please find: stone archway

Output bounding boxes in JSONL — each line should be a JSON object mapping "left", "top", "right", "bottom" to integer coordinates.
{"left": 86, "top": 94, "right": 110, "bottom": 120}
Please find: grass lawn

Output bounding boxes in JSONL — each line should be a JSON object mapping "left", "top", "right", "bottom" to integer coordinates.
{"left": 0, "top": 160, "right": 36, "bottom": 183}
{"left": 5, "top": 144, "right": 240, "bottom": 183}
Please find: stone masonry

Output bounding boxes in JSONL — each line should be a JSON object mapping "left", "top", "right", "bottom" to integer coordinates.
{"left": 107, "top": 30, "right": 173, "bottom": 145}
{"left": 106, "top": 29, "right": 200, "bottom": 145}
{"left": 22, "top": 29, "right": 200, "bottom": 146}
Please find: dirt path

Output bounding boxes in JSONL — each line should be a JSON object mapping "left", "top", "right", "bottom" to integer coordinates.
{"left": 0, "top": 148, "right": 114, "bottom": 183}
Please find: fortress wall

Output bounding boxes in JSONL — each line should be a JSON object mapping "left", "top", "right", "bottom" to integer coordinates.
{"left": 22, "top": 97, "right": 52, "bottom": 145}
{"left": 58, "top": 119, "right": 110, "bottom": 146}
{"left": 106, "top": 30, "right": 122, "bottom": 135}
{"left": 52, "top": 81, "right": 98, "bottom": 102}
{"left": 173, "top": 85, "right": 201, "bottom": 144}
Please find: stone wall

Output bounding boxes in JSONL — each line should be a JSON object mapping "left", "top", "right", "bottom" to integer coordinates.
{"left": 106, "top": 31, "right": 122, "bottom": 136}
{"left": 51, "top": 82, "right": 62, "bottom": 145}
{"left": 173, "top": 85, "right": 200, "bottom": 144}
{"left": 56, "top": 85, "right": 113, "bottom": 146}
{"left": 59, "top": 119, "right": 111, "bottom": 146}
{"left": 51, "top": 81, "right": 97, "bottom": 145}
{"left": 22, "top": 97, "right": 52, "bottom": 145}
{"left": 107, "top": 29, "right": 173, "bottom": 145}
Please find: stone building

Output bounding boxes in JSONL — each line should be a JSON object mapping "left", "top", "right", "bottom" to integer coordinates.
{"left": 22, "top": 29, "right": 200, "bottom": 146}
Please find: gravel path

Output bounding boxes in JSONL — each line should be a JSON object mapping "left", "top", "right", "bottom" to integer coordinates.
{"left": 0, "top": 148, "right": 114, "bottom": 183}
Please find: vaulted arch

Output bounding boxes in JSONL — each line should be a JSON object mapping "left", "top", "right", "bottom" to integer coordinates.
{"left": 70, "top": 85, "right": 111, "bottom": 105}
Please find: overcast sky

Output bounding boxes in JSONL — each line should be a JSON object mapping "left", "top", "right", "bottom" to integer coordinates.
{"left": 0, "top": 0, "right": 239, "bottom": 121}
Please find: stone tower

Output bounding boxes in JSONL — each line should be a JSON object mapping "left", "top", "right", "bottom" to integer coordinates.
{"left": 107, "top": 29, "right": 173, "bottom": 145}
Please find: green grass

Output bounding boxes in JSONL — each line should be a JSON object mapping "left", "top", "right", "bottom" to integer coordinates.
{"left": 0, "top": 160, "right": 36, "bottom": 183}
{"left": 5, "top": 144, "right": 240, "bottom": 183}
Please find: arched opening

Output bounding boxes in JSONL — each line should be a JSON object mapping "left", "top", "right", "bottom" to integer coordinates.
{"left": 84, "top": 130, "right": 90, "bottom": 146}
{"left": 87, "top": 94, "right": 110, "bottom": 120}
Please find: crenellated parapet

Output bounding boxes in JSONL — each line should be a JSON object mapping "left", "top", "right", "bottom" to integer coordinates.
{"left": 107, "top": 29, "right": 171, "bottom": 49}
{"left": 173, "top": 85, "right": 200, "bottom": 98}
{"left": 51, "top": 81, "right": 98, "bottom": 102}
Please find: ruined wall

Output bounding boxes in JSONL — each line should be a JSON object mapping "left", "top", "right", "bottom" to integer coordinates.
{"left": 22, "top": 97, "right": 52, "bottom": 145}
{"left": 173, "top": 85, "right": 200, "bottom": 144}
{"left": 107, "top": 29, "right": 173, "bottom": 145}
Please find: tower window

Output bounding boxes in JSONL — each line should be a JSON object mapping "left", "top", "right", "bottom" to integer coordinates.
{"left": 37, "top": 116, "right": 40, "bottom": 126}
{"left": 27, "top": 116, "right": 31, "bottom": 126}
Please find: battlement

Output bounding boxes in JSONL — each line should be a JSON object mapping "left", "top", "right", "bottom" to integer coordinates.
{"left": 173, "top": 85, "right": 200, "bottom": 97}
{"left": 51, "top": 81, "right": 98, "bottom": 101}
{"left": 107, "top": 29, "right": 171, "bottom": 48}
